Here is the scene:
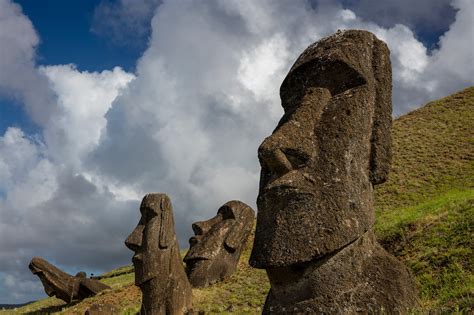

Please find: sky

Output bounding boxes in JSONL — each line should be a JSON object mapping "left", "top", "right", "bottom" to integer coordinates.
{"left": 0, "top": 0, "right": 472, "bottom": 304}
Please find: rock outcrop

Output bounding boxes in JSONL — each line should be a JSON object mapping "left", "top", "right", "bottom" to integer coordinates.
{"left": 29, "top": 257, "right": 110, "bottom": 303}
{"left": 125, "top": 193, "right": 192, "bottom": 315}
{"left": 184, "top": 200, "right": 254, "bottom": 287}
{"left": 249, "top": 30, "right": 418, "bottom": 313}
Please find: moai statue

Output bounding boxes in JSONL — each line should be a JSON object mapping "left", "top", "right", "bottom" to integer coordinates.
{"left": 184, "top": 200, "right": 255, "bottom": 287}
{"left": 249, "top": 30, "right": 418, "bottom": 313}
{"left": 125, "top": 193, "right": 192, "bottom": 315}
{"left": 29, "top": 257, "right": 110, "bottom": 303}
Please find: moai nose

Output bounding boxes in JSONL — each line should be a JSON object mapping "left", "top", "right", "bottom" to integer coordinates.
{"left": 125, "top": 225, "right": 143, "bottom": 251}
{"left": 258, "top": 137, "right": 293, "bottom": 177}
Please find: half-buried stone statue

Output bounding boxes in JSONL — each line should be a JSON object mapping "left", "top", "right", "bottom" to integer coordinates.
{"left": 29, "top": 257, "right": 110, "bottom": 303}
{"left": 184, "top": 200, "right": 255, "bottom": 287}
{"left": 249, "top": 30, "right": 418, "bottom": 313}
{"left": 125, "top": 193, "right": 192, "bottom": 315}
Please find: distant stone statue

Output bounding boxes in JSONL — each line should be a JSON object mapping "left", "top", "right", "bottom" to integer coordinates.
{"left": 184, "top": 200, "right": 255, "bottom": 287}
{"left": 125, "top": 193, "right": 192, "bottom": 315}
{"left": 249, "top": 30, "right": 418, "bottom": 313}
{"left": 29, "top": 257, "right": 110, "bottom": 303}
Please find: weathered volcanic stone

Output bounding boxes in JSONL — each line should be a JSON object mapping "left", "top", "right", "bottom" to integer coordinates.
{"left": 249, "top": 30, "right": 418, "bottom": 313}
{"left": 125, "top": 193, "right": 192, "bottom": 315}
{"left": 29, "top": 257, "right": 110, "bottom": 303}
{"left": 264, "top": 231, "right": 417, "bottom": 314}
{"left": 184, "top": 200, "right": 255, "bottom": 287}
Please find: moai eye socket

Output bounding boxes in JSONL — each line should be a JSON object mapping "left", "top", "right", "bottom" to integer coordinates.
{"left": 281, "top": 148, "right": 310, "bottom": 169}
{"left": 140, "top": 207, "right": 157, "bottom": 224}
{"left": 218, "top": 205, "right": 236, "bottom": 220}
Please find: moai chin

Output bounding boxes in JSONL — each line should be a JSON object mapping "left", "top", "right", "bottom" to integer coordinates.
{"left": 29, "top": 257, "right": 110, "bottom": 303}
{"left": 125, "top": 193, "right": 192, "bottom": 315}
{"left": 249, "top": 30, "right": 418, "bottom": 313}
{"left": 184, "top": 200, "right": 255, "bottom": 287}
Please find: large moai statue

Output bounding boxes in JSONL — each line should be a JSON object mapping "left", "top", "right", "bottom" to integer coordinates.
{"left": 249, "top": 30, "right": 418, "bottom": 313}
{"left": 29, "top": 257, "right": 110, "bottom": 303}
{"left": 184, "top": 200, "right": 255, "bottom": 287}
{"left": 125, "top": 193, "right": 192, "bottom": 315}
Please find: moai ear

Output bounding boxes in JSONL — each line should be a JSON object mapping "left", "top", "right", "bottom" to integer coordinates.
{"left": 224, "top": 223, "right": 242, "bottom": 252}
{"left": 225, "top": 205, "right": 255, "bottom": 251}
{"left": 159, "top": 196, "right": 172, "bottom": 248}
{"left": 369, "top": 37, "right": 392, "bottom": 185}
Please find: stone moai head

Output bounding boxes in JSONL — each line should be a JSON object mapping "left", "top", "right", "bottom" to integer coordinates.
{"left": 184, "top": 200, "right": 255, "bottom": 287}
{"left": 125, "top": 193, "right": 177, "bottom": 286}
{"left": 250, "top": 30, "right": 392, "bottom": 268}
{"left": 125, "top": 193, "right": 192, "bottom": 314}
{"left": 29, "top": 257, "right": 110, "bottom": 303}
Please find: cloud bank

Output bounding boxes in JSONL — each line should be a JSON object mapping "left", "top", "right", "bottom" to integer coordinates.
{"left": 0, "top": 0, "right": 472, "bottom": 303}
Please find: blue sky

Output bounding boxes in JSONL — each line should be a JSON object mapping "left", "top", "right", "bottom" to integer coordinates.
{"left": 0, "top": 0, "right": 472, "bottom": 304}
{"left": 17, "top": 0, "right": 144, "bottom": 71}
{"left": 1, "top": 0, "right": 144, "bottom": 136}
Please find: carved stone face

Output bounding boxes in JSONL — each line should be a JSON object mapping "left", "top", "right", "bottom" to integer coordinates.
{"left": 125, "top": 193, "right": 174, "bottom": 286}
{"left": 29, "top": 256, "right": 110, "bottom": 303}
{"left": 184, "top": 200, "right": 254, "bottom": 287}
{"left": 250, "top": 30, "right": 392, "bottom": 268}
{"left": 29, "top": 257, "right": 66, "bottom": 298}
{"left": 125, "top": 193, "right": 193, "bottom": 314}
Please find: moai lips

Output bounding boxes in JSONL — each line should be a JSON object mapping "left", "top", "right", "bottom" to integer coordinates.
{"left": 125, "top": 193, "right": 192, "bottom": 315}
{"left": 29, "top": 257, "right": 110, "bottom": 303}
{"left": 249, "top": 30, "right": 418, "bottom": 313}
{"left": 184, "top": 200, "right": 254, "bottom": 287}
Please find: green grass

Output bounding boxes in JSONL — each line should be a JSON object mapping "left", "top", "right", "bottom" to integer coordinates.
{"left": 0, "top": 267, "right": 140, "bottom": 314}
{"left": 372, "top": 87, "right": 474, "bottom": 312}
{"left": 375, "top": 189, "right": 473, "bottom": 241}
{"left": 375, "top": 87, "right": 474, "bottom": 212}
{"left": 2, "top": 87, "right": 473, "bottom": 313}
{"left": 94, "top": 265, "right": 133, "bottom": 280}
{"left": 375, "top": 189, "right": 473, "bottom": 312}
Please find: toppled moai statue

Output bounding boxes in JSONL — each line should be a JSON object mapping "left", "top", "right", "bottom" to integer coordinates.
{"left": 29, "top": 257, "right": 110, "bottom": 303}
{"left": 125, "top": 193, "right": 192, "bottom": 315}
{"left": 184, "top": 200, "right": 255, "bottom": 287}
{"left": 249, "top": 30, "right": 418, "bottom": 313}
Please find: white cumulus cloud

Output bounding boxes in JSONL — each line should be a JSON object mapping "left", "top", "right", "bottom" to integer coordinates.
{"left": 40, "top": 64, "right": 134, "bottom": 167}
{"left": 0, "top": 0, "right": 57, "bottom": 126}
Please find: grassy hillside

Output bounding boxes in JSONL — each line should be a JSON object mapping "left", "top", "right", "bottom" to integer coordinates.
{"left": 374, "top": 86, "right": 474, "bottom": 312}
{"left": 2, "top": 87, "right": 473, "bottom": 314}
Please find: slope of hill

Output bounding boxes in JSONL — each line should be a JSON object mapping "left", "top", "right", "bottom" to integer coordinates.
{"left": 2, "top": 87, "right": 473, "bottom": 314}
{"left": 374, "top": 86, "right": 474, "bottom": 311}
